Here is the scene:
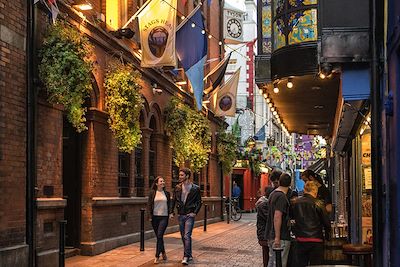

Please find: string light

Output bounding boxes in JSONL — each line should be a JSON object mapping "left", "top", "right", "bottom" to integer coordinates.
{"left": 159, "top": 0, "right": 250, "bottom": 62}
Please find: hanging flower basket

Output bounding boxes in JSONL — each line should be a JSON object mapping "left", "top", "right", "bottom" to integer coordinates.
{"left": 39, "top": 21, "right": 94, "bottom": 132}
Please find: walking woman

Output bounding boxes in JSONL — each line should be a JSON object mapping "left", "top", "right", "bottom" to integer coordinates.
{"left": 147, "top": 176, "right": 172, "bottom": 264}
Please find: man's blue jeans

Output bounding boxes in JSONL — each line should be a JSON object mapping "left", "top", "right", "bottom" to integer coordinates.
{"left": 178, "top": 214, "right": 195, "bottom": 258}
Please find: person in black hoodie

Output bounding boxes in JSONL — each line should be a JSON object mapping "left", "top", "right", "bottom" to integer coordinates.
{"left": 171, "top": 168, "right": 202, "bottom": 265}
{"left": 147, "top": 176, "right": 172, "bottom": 264}
{"left": 291, "top": 181, "right": 331, "bottom": 267}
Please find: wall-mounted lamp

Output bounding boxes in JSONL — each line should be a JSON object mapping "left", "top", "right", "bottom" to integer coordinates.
{"left": 273, "top": 82, "right": 279, "bottom": 93}
{"left": 110, "top": 28, "right": 135, "bottom": 39}
{"left": 152, "top": 83, "right": 163, "bottom": 95}
{"left": 176, "top": 81, "right": 187, "bottom": 86}
{"left": 73, "top": 0, "right": 93, "bottom": 11}
{"left": 287, "top": 78, "right": 293, "bottom": 89}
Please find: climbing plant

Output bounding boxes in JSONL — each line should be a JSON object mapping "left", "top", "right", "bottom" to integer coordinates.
{"left": 39, "top": 21, "right": 94, "bottom": 132}
{"left": 104, "top": 61, "right": 143, "bottom": 153}
{"left": 217, "top": 129, "right": 238, "bottom": 174}
{"left": 165, "top": 97, "right": 211, "bottom": 173}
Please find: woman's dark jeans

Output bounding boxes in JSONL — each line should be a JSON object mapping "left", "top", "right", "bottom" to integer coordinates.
{"left": 151, "top": 216, "right": 169, "bottom": 257}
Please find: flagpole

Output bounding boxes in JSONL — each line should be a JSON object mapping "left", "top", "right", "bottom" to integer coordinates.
{"left": 122, "top": 0, "right": 155, "bottom": 28}
{"left": 176, "top": 3, "right": 202, "bottom": 31}
{"left": 203, "top": 52, "right": 231, "bottom": 81}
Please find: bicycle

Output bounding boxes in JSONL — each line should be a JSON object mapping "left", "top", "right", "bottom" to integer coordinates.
{"left": 229, "top": 197, "right": 242, "bottom": 221}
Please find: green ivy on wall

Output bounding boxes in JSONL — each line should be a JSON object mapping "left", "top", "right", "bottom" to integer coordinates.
{"left": 104, "top": 61, "right": 143, "bottom": 153}
{"left": 165, "top": 97, "right": 211, "bottom": 173}
{"left": 39, "top": 21, "right": 94, "bottom": 132}
{"left": 217, "top": 129, "right": 238, "bottom": 175}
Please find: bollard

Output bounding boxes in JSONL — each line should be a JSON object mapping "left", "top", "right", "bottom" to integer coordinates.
{"left": 273, "top": 247, "right": 283, "bottom": 267}
{"left": 59, "top": 220, "right": 67, "bottom": 267}
{"left": 140, "top": 208, "right": 145, "bottom": 251}
{"left": 226, "top": 199, "right": 231, "bottom": 224}
{"left": 204, "top": 204, "right": 208, "bottom": 231}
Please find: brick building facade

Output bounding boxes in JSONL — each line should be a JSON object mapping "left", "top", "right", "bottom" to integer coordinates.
{"left": 0, "top": 0, "right": 226, "bottom": 266}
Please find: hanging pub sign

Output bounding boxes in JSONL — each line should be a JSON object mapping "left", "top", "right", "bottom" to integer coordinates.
{"left": 223, "top": 8, "right": 244, "bottom": 43}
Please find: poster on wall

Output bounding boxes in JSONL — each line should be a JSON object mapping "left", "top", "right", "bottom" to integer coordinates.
{"left": 364, "top": 167, "right": 372, "bottom": 190}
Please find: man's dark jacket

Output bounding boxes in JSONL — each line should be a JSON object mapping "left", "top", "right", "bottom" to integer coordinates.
{"left": 171, "top": 183, "right": 202, "bottom": 215}
{"left": 291, "top": 193, "right": 331, "bottom": 240}
{"left": 147, "top": 190, "right": 172, "bottom": 220}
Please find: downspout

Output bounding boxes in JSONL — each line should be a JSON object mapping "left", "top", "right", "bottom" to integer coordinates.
{"left": 370, "top": 0, "right": 384, "bottom": 265}
{"left": 27, "top": 0, "right": 37, "bottom": 266}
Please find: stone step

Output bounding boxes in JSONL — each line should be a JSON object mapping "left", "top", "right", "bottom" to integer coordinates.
{"left": 65, "top": 248, "right": 80, "bottom": 258}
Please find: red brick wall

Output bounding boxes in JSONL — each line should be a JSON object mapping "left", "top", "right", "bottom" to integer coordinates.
{"left": 36, "top": 101, "right": 63, "bottom": 198}
{"left": 0, "top": 0, "right": 27, "bottom": 249}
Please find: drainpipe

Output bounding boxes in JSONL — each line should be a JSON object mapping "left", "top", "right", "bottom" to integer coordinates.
{"left": 370, "top": 0, "right": 383, "bottom": 265}
{"left": 27, "top": 0, "right": 37, "bottom": 266}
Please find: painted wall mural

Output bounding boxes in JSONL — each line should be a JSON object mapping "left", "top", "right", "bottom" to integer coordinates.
{"left": 262, "top": 0, "right": 272, "bottom": 53}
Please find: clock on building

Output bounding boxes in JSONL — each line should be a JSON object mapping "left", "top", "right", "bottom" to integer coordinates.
{"left": 227, "top": 18, "right": 242, "bottom": 39}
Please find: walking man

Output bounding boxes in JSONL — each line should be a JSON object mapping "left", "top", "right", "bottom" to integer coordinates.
{"left": 266, "top": 173, "right": 292, "bottom": 267}
{"left": 171, "top": 168, "right": 202, "bottom": 265}
{"left": 291, "top": 181, "right": 331, "bottom": 266}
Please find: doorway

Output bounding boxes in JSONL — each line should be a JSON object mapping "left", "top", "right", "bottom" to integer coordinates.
{"left": 232, "top": 173, "right": 244, "bottom": 210}
{"left": 62, "top": 118, "right": 81, "bottom": 248}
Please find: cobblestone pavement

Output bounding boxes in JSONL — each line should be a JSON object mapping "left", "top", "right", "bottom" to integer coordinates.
{"left": 66, "top": 213, "right": 263, "bottom": 267}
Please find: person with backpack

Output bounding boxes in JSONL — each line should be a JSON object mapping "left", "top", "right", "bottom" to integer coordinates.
{"left": 256, "top": 169, "right": 282, "bottom": 267}
{"left": 266, "top": 173, "right": 292, "bottom": 267}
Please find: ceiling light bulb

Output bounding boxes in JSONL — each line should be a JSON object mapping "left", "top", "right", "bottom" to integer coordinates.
{"left": 263, "top": 93, "right": 268, "bottom": 99}
{"left": 191, "top": 23, "right": 196, "bottom": 28}
{"left": 266, "top": 98, "right": 271, "bottom": 103}
{"left": 201, "top": 30, "right": 206, "bottom": 34}
{"left": 271, "top": 107, "right": 275, "bottom": 112}
{"left": 273, "top": 87, "right": 279, "bottom": 93}
{"left": 268, "top": 103, "right": 273, "bottom": 108}
{"left": 319, "top": 73, "right": 326, "bottom": 79}
{"left": 208, "top": 34, "right": 212, "bottom": 39}
{"left": 273, "top": 111, "right": 277, "bottom": 116}
{"left": 259, "top": 89, "right": 263, "bottom": 95}
{"left": 181, "top": 15, "right": 185, "bottom": 20}
{"left": 287, "top": 78, "right": 293, "bottom": 89}
{"left": 218, "top": 41, "right": 223, "bottom": 46}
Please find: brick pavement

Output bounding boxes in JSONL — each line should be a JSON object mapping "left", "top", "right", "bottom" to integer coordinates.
{"left": 66, "top": 213, "right": 263, "bottom": 267}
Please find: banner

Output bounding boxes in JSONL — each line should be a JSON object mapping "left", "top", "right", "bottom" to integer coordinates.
{"left": 138, "top": 0, "right": 177, "bottom": 68}
{"left": 210, "top": 68, "right": 240, "bottom": 117}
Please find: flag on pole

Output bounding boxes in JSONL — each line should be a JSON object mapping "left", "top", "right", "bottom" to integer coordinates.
{"left": 176, "top": 6, "right": 207, "bottom": 110}
{"left": 209, "top": 68, "right": 240, "bottom": 117}
{"left": 42, "top": 0, "right": 59, "bottom": 24}
{"left": 203, "top": 52, "right": 231, "bottom": 95}
{"left": 138, "top": 0, "right": 177, "bottom": 68}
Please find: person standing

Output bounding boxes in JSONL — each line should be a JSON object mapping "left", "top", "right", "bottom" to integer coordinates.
{"left": 266, "top": 173, "right": 292, "bottom": 267}
{"left": 291, "top": 181, "right": 331, "bottom": 267}
{"left": 256, "top": 169, "right": 283, "bottom": 267}
{"left": 171, "top": 168, "right": 202, "bottom": 265}
{"left": 301, "top": 169, "right": 332, "bottom": 214}
{"left": 147, "top": 176, "right": 172, "bottom": 264}
{"left": 232, "top": 181, "right": 241, "bottom": 209}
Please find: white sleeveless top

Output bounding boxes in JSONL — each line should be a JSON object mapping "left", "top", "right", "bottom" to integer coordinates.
{"left": 153, "top": 191, "right": 168, "bottom": 216}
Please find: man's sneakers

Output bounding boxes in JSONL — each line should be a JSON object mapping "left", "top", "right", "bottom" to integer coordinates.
{"left": 181, "top": 257, "right": 189, "bottom": 265}
{"left": 154, "top": 257, "right": 160, "bottom": 264}
{"left": 188, "top": 257, "right": 193, "bottom": 262}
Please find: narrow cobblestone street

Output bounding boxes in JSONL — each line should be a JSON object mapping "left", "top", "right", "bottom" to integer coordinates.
{"left": 66, "top": 214, "right": 262, "bottom": 267}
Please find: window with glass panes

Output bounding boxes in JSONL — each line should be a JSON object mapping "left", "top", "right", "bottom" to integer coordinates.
{"left": 118, "top": 152, "right": 130, "bottom": 197}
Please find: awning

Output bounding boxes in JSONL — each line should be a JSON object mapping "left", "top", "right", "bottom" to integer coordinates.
{"left": 332, "top": 66, "right": 371, "bottom": 151}
{"left": 342, "top": 66, "right": 370, "bottom": 101}
{"left": 307, "top": 158, "right": 327, "bottom": 173}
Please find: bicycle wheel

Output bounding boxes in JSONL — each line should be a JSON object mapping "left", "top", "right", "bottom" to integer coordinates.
{"left": 231, "top": 206, "right": 242, "bottom": 221}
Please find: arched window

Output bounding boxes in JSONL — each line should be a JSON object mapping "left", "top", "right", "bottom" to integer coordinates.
{"left": 135, "top": 112, "right": 145, "bottom": 197}
{"left": 148, "top": 116, "right": 157, "bottom": 188}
